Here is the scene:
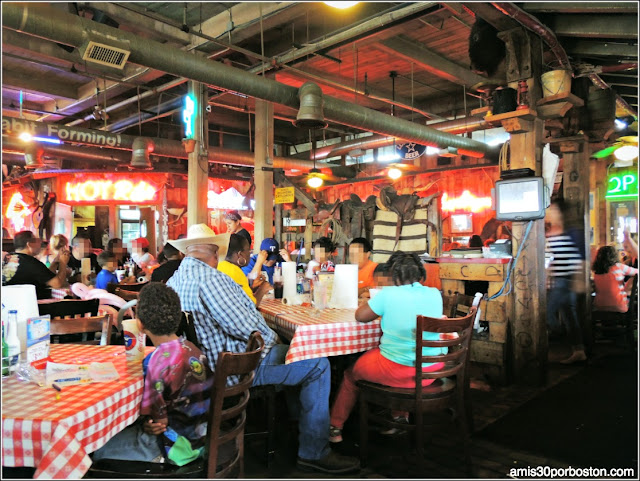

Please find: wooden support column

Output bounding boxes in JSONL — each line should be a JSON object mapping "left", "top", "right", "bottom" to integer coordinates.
{"left": 253, "top": 99, "right": 274, "bottom": 252}
{"left": 509, "top": 119, "right": 547, "bottom": 386}
{"left": 139, "top": 207, "right": 156, "bottom": 256}
{"left": 108, "top": 205, "right": 118, "bottom": 239}
{"left": 500, "top": 27, "right": 547, "bottom": 385}
{"left": 187, "top": 81, "right": 209, "bottom": 227}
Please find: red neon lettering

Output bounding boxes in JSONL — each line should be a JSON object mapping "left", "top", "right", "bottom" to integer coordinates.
{"left": 113, "top": 180, "right": 133, "bottom": 200}
{"left": 79, "top": 180, "right": 99, "bottom": 201}
{"left": 66, "top": 182, "right": 80, "bottom": 202}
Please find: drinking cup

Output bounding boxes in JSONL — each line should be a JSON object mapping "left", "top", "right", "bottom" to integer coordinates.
{"left": 115, "top": 270, "right": 126, "bottom": 282}
{"left": 274, "top": 281, "right": 284, "bottom": 299}
{"left": 121, "top": 319, "right": 146, "bottom": 363}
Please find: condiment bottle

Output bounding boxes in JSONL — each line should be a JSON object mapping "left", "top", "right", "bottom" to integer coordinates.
{"left": 6, "top": 310, "right": 21, "bottom": 373}
{"left": 2, "top": 322, "right": 10, "bottom": 377}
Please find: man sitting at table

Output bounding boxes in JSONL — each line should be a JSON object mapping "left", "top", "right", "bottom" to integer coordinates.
{"left": 68, "top": 234, "right": 101, "bottom": 284}
{"left": 242, "top": 237, "right": 291, "bottom": 285}
{"left": 93, "top": 282, "right": 214, "bottom": 465}
{"left": 348, "top": 237, "right": 378, "bottom": 297}
{"left": 166, "top": 224, "right": 360, "bottom": 474}
{"left": 150, "top": 243, "right": 183, "bottom": 283}
{"left": 217, "top": 234, "right": 270, "bottom": 306}
{"left": 2, "top": 230, "right": 70, "bottom": 299}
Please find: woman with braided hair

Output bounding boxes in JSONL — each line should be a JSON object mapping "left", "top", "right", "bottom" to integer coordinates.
{"left": 328, "top": 252, "right": 445, "bottom": 443}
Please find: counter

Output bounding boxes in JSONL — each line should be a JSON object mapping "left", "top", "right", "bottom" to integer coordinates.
{"left": 438, "top": 257, "right": 513, "bottom": 384}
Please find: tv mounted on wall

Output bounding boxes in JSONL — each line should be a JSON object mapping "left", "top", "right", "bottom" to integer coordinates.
{"left": 495, "top": 176, "right": 546, "bottom": 221}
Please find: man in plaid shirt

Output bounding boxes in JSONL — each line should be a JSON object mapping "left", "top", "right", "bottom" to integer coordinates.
{"left": 167, "top": 224, "right": 360, "bottom": 474}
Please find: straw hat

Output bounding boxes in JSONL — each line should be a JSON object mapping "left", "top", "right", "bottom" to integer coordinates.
{"left": 169, "top": 224, "right": 230, "bottom": 257}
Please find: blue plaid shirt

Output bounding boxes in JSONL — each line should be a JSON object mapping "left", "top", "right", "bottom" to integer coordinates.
{"left": 167, "top": 256, "right": 277, "bottom": 384}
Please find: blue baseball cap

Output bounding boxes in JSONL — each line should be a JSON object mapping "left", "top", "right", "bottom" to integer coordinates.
{"left": 260, "top": 238, "right": 280, "bottom": 261}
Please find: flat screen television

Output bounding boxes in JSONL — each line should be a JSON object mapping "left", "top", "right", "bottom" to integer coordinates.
{"left": 495, "top": 176, "right": 546, "bottom": 221}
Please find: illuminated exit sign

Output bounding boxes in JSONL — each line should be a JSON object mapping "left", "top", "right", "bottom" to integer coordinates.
{"left": 183, "top": 94, "right": 196, "bottom": 138}
{"left": 606, "top": 172, "right": 638, "bottom": 199}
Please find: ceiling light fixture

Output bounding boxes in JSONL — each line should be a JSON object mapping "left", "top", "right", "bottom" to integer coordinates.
{"left": 18, "top": 132, "right": 33, "bottom": 142}
{"left": 324, "top": 1, "right": 359, "bottom": 9}
{"left": 388, "top": 167, "right": 402, "bottom": 180}
{"left": 614, "top": 145, "right": 639, "bottom": 163}
{"left": 307, "top": 169, "right": 324, "bottom": 188}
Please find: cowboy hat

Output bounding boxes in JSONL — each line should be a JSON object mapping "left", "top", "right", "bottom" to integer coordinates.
{"left": 169, "top": 224, "right": 230, "bottom": 257}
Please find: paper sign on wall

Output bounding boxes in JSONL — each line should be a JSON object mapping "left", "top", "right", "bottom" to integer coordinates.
{"left": 275, "top": 187, "right": 295, "bottom": 204}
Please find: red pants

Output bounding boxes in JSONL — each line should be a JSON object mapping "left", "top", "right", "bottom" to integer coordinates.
{"left": 329, "top": 347, "right": 443, "bottom": 429}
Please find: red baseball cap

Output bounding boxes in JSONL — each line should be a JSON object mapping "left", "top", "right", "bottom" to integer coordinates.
{"left": 132, "top": 237, "right": 149, "bottom": 248}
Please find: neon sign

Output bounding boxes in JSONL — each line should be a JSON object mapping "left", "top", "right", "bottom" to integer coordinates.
{"left": 606, "top": 172, "right": 638, "bottom": 199}
{"left": 6, "top": 192, "right": 32, "bottom": 231}
{"left": 183, "top": 95, "right": 196, "bottom": 138}
{"left": 65, "top": 180, "right": 158, "bottom": 203}
{"left": 441, "top": 190, "right": 492, "bottom": 213}
{"left": 207, "top": 187, "right": 246, "bottom": 210}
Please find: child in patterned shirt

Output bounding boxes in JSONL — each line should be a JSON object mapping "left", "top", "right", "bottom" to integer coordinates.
{"left": 92, "top": 282, "right": 213, "bottom": 465}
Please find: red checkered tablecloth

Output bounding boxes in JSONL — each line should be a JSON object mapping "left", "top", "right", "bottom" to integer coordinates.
{"left": 2, "top": 344, "right": 153, "bottom": 479}
{"left": 258, "top": 298, "right": 381, "bottom": 364}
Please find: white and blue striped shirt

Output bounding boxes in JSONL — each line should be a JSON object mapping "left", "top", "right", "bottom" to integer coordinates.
{"left": 545, "top": 234, "right": 583, "bottom": 288}
{"left": 167, "top": 256, "right": 277, "bottom": 384}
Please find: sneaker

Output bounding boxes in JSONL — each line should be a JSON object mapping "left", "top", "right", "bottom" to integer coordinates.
{"left": 296, "top": 450, "right": 361, "bottom": 474}
{"left": 329, "top": 425, "right": 343, "bottom": 443}
{"left": 380, "top": 415, "right": 409, "bottom": 435}
{"left": 560, "top": 350, "right": 587, "bottom": 364}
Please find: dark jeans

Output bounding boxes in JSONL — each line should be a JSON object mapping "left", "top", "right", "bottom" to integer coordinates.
{"left": 547, "top": 277, "right": 584, "bottom": 348}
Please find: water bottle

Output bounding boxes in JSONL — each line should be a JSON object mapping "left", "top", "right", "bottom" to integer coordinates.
{"left": 2, "top": 322, "right": 10, "bottom": 377}
{"left": 6, "top": 310, "right": 21, "bottom": 373}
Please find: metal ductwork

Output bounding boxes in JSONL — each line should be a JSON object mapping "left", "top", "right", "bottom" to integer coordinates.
{"left": 23, "top": 142, "right": 45, "bottom": 169}
{"left": 2, "top": 136, "right": 130, "bottom": 163}
{"left": 2, "top": 3, "right": 489, "bottom": 156}
{"left": 294, "top": 83, "right": 327, "bottom": 130}
{"left": 130, "top": 137, "right": 154, "bottom": 170}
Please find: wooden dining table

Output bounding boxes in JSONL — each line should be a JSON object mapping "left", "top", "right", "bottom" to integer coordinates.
{"left": 257, "top": 297, "right": 382, "bottom": 364}
{"left": 1, "top": 344, "right": 153, "bottom": 479}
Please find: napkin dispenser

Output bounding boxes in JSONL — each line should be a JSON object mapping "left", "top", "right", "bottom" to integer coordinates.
{"left": 489, "top": 239, "right": 512, "bottom": 257}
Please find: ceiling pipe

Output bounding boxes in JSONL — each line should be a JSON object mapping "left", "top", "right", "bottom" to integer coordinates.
{"left": 600, "top": 63, "right": 638, "bottom": 73}
{"left": 298, "top": 117, "right": 490, "bottom": 161}
{"left": 1, "top": 118, "right": 320, "bottom": 171}
{"left": 2, "top": 3, "right": 488, "bottom": 156}
{"left": 588, "top": 74, "right": 638, "bottom": 117}
{"left": 67, "top": 78, "right": 188, "bottom": 127}
{"left": 2, "top": 136, "right": 130, "bottom": 163}
{"left": 491, "top": 2, "right": 571, "bottom": 70}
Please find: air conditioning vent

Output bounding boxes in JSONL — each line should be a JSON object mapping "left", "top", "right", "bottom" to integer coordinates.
{"left": 80, "top": 41, "right": 130, "bottom": 69}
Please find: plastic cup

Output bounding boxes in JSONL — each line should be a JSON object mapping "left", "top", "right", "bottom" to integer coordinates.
{"left": 115, "top": 270, "right": 126, "bottom": 282}
{"left": 121, "top": 319, "right": 146, "bottom": 363}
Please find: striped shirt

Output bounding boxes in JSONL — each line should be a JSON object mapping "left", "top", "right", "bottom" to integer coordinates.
{"left": 545, "top": 234, "right": 583, "bottom": 289}
{"left": 593, "top": 263, "right": 638, "bottom": 312}
{"left": 167, "top": 256, "right": 277, "bottom": 385}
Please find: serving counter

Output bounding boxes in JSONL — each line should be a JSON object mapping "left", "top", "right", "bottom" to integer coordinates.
{"left": 438, "top": 257, "right": 513, "bottom": 384}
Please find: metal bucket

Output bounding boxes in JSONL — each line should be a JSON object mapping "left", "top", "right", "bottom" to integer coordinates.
{"left": 541, "top": 70, "right": 572, "bottom": 97}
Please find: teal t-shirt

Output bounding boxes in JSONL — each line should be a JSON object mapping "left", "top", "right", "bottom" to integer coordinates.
{"left": 368, "top": 282, "right": 444, "bottom": 367}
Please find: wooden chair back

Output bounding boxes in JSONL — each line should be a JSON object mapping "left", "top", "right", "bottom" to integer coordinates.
{"left": 205, "top": 331, "right": 265, "bottom": 478}
{"left": 49, "top": 314, "right": 112, "bottom": 345}
{"left": 38, "top": 298, "right": 100, "bottom": 318}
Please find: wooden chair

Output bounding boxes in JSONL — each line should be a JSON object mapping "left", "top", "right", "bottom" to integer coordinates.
{"left": 88, "top": 331, "right": 265, "bottom": 478}
{"left": 176, "top": 312, "right": 278, "bottom": 469}
{"left": 357, "top": 307, "right": 477, "bottom": 472}
{"left": 38, "top": 298, "right": 100, "bottom": 318}
{"left": 50, "top": 314, "right": 112, "bottom": 346}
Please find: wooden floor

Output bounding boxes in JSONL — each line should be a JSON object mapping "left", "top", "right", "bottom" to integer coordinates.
{"left": 244, "top": 339, "right": 636, "bottom": 478}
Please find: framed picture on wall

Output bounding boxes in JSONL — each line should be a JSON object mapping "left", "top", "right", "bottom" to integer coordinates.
{"left": 450, "top": 213, "right": 473, "bottom": 233}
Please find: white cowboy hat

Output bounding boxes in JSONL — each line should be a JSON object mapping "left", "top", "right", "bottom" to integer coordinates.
{"left": 169, "top": 224, "right": 230, "bottom": 257}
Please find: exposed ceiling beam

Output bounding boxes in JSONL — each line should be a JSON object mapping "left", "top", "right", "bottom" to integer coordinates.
{"left": 612, "top": 86, "right": 639, "bottom": 97}
{"left": 376, "top": 36, "right": 496, "bottom": 88}
{"left": 548, "top": 15, "right": 638, "bottom": 39}
{"left": 462, "top": 3, "right": 520, "bottom": 31}
{"left": 563, "top": 39, "right": 639, "bottom": 58}
{"left": 522, "top": 2, "right": 638, "bottom": 13}
{"left": 2, "top": 70, "right": 78, "bottom": 100}
{"left": 247, "top": 2, "right": 438, "bottom": 74}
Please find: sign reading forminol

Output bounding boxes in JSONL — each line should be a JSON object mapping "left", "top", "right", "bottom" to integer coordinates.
{"left": 275, "top": 187, "right": 295, "bottom": 204}
{"left": 2, "top": 117, "right": 123, "bottom": 148}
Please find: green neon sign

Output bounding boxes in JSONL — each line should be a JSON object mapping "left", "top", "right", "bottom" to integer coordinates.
{"left": 183, "top": 95, "right": 196, "bottom": 138}
{"left": 606, "top": 172, "right": 638, "bottom": 199}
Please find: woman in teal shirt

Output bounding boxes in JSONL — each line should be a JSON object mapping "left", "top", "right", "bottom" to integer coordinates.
{"left": 328, "top": 252, "right": 445, "bottom": 443}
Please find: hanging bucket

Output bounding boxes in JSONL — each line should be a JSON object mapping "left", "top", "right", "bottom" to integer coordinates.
{"left": 541, "top": 70, "right": 572, "bottom": 97}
